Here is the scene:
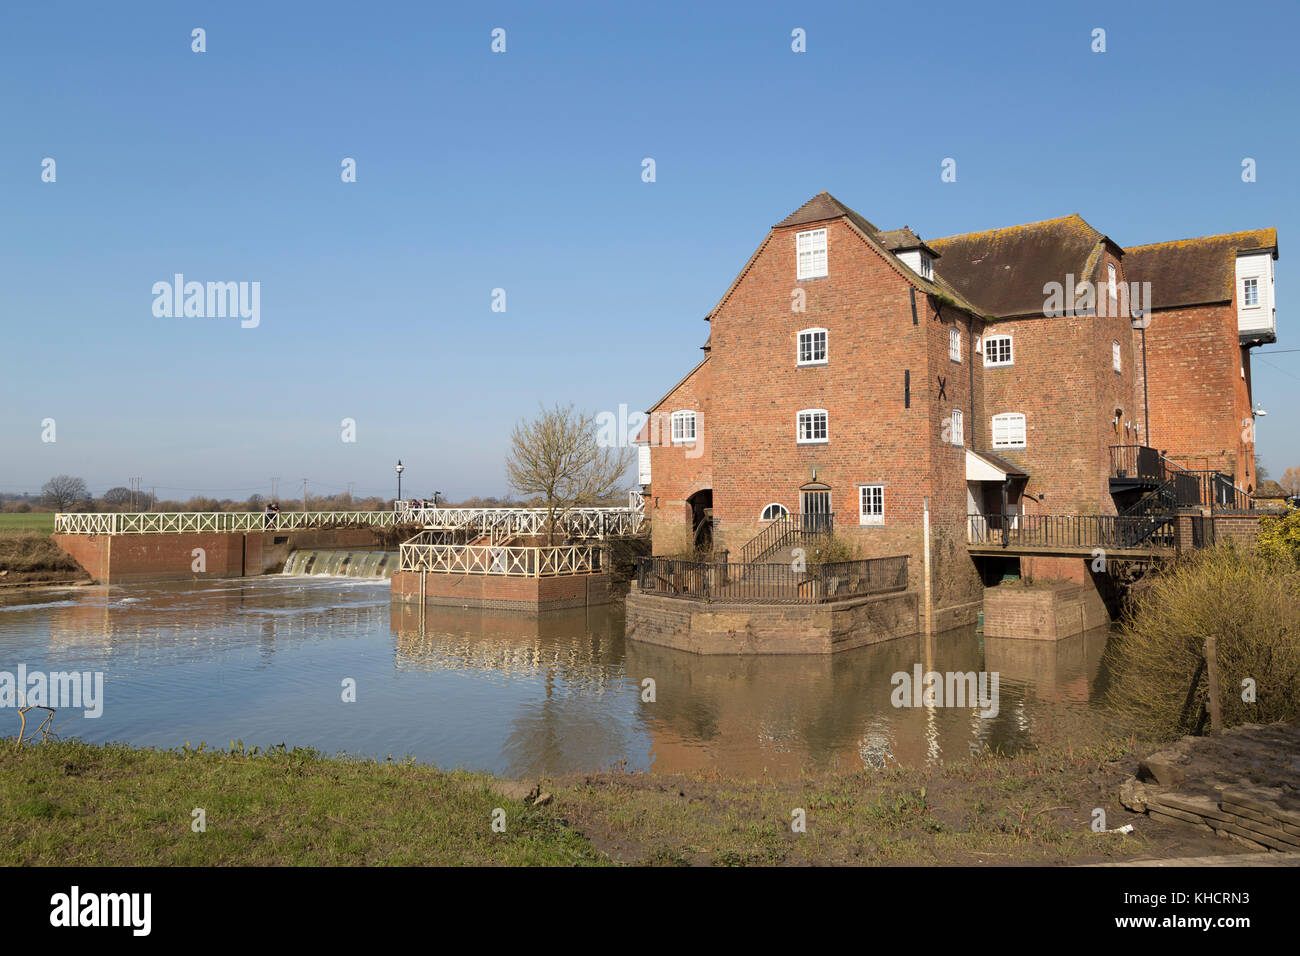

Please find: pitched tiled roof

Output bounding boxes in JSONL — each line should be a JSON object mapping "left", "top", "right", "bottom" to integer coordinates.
{"left": 875, "top": 226, "right": 919, "bottom": 250}
{"left": 1123, "top": 229, "right": 1277, "bottom": 310}
{"left": 776, "top": 191, "right": 881, "bottom": 237}
{"left": 928, "top": 214, "right": 1108, "bottom": 318}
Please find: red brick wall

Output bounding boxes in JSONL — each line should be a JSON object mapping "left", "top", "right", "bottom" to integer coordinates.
{"left": 648, "top": 216, "right": 986, "bottom": 623}
{"left": 645, "top": 357, "right": 712, "bottom": 554}
{"left": 1138, "top": 299, "right": 1256, "bottom": 490}
{"left": 390, "top": 570, "right": 611, "bottom": 610}
{"left": 981, "top": 250, "right": 1138, "bottom": 515}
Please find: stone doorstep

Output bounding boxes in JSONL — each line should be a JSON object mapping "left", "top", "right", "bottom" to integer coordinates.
{"left": 1221, "top": 787, "right": 1300, "bottom": 828}
{"left": 1146, "top": 807, "right": 1214, "bottom": 833}
{"left": 1210, "top": 819, "right": 1297, "bottom": 853}
{"left": 1148, "top": 792, "right": 1233, "bottom": 824}
{"left": 1147, "top": 792, "right": 1300, "bottom": 848}
{"left": 1221, "top": 795, "right": 1298, "bottom": 829}
{"left": 1213, "top": 805, "right": 1300, "bottom": 847}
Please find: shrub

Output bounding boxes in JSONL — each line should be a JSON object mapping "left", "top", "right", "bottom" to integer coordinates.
{"left": 1104, "top": 545, "right": 1300, "bottom": 739}
{"left": 1257, "top": 507, "right": 1300, "bottom": 570}
{"left": 809, "top": 534, "right": 861, "bottom": 565}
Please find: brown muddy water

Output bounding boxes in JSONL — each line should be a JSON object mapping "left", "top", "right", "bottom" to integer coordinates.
{"left": 0, "top": 576, "right": 1117, "bottom": 779}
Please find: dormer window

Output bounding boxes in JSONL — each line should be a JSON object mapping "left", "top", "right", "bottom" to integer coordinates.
{"left": 796, "top": 229, "right": 828, "bottom": 280}
{"left": 896, "top": 248, "right": 934, "bottom": 280}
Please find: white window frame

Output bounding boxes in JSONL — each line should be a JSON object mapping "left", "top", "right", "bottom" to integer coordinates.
{"left": 797, "top": 327, "right": 828, "bottom": 366}
{"left": 919, "top": 255, "right": 933, "bottom": 280}
{"left": 670, "top": 410, "right": 696, "bottom": 444}
{"left": 1108, "top": 263, "right": 1118, "bottom": 303}
{"left": 949, "top": 327, "right": 962, "bottom": 363}
{"left": 797, "top": 408, "right": 829, "bottom": 445}
{"left": 796, "top": 228, "right": 828, "bottom": 280}
{"left": 950, "top": 408, "right": 964, "bottom": 446}
{"left": 991, "top": 412, "right": 1026, "bottom": 449}
{"left": 760, "top": 503, "right": 790, "bottom": 521}
{"left": 1112, "top": 340, "right": 1121, "bottom": 373}
{"left": 1243, "top": 277, "right": 1260, "bottom": 308}
{"left": 984, "top": 335, "right": 1013, "bottom": 367}
{"left": 859, "top": 485, "right": 884, "bottom": 526}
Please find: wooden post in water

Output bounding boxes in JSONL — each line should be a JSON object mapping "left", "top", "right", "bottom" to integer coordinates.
{"left": 1205, "top": 634, "right": 1222, "bottom": 734}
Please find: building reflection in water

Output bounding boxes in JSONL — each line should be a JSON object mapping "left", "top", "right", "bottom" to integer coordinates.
{"left": 0, "top": 580, "right": 1115, "bottom": 780}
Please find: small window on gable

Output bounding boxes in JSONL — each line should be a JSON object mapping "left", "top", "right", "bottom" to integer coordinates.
{"left": 992, "top": 412, "right": 1026, "bottom": 449}
{"left": 797, "top": 409, "right": 828, "bottom": 444}
{"left": 797, "top": 328, "right": 828, "bottom": 366}
{"left": 796, "top": 228, "right": 828, "bottom": 280}
{"left": 984, "top": 335, "right": 1013, "bottom": 367}
{"left": 760, "top": 503, "right": 790, "bottom": 521}
{"left": 1108, "top": 263, "right": 1118, "bottom": 302}
{"left": 1243, "top": 277, "right": 1260, "bottom": 307}
{"left": 859, "top": 485, "right": 884, "bottom": 526}
{"left": 920, "top": 255, "right": 933, "bottom": 280}
{"left": 950, "top": 408, "right": 964, "bottom": 446}
{"left": 1112, "top": 340, "right": 1121, "bottom": 373}
{"left": 670, "top": 410, "right": 696, "bottom": 444}
{"left": 949, "top": 327, "right": 961, "bottom": 363}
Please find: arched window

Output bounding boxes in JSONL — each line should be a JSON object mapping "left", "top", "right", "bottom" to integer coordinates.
{"left": 797, "top": 408, "right": 829, "bottom": 444}
{"left": 760, "top": 503, "right": 790, "bottom": 521}
{"left": 1112, "top": 340, "right": 1122, "bottom": 372}
{"left": 670, "top": 410, "right": 696, "bottom": 443}
{"left": 797, "top": 328, "right": 828, "bottom": 366}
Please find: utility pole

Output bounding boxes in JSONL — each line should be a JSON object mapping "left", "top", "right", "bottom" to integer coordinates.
{"left": 302, "top": 478, "right": 309, "bottom": 512}
{"left": 270, "top": 477, "right": 279, "bottom": 502}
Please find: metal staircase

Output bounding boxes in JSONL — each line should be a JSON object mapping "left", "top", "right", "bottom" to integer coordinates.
{"left": 738, "top": 513, "right": 834, "bottom": 564}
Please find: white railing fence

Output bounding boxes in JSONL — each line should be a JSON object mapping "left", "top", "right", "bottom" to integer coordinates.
{"left": 56, "top": 503, "right": 646, "bottom": 538}
{"left": 55, "top": 510, "right": 410, "bottom": 535}
{"left": 397, "top": 506, "right": 644, "bottom": 538}
{"left": 399, "top": 538, "right": 606, "bottom": 577}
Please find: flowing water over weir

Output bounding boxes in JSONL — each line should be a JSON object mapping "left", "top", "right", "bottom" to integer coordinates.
{"left": 282, "top": 550, "right": 395, "bottom": 578}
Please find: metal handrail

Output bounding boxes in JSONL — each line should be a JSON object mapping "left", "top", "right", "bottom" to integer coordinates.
{"left": 635, "top": 554, "right": 906, "bottom": 604}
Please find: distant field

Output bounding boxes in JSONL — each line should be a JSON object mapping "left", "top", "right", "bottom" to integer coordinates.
{"left": 0, "top": 513, "right": 56, "bottom": 534}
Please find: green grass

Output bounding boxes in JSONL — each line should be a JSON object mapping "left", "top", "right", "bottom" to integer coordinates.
{"left": 1, "top": 740, "right": 604, "bottom": 866}
{"left": 0, "top": 513, "right": 55, "bottom": 534}
{"left": 0, "top": 733, "right": 1250, "bottom": 866}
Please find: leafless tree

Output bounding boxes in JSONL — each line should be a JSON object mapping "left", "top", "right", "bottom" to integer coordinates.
{"left": 41, "top": 475, "right": 89, "bottom": 512}
{"left": 1281, "top": 466, "right": 1300, "bottom": 496}
{"left": 505, "top": 403, "right": 634, "bottom": 543}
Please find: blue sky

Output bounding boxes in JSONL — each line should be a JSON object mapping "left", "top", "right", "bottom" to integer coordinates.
{"left": 2, "top": 0, "right": 1297, "bottom": 501}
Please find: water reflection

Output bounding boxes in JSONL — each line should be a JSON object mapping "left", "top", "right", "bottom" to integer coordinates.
{"left": 0, "top": 578, "right": 1115, "bottom": 779}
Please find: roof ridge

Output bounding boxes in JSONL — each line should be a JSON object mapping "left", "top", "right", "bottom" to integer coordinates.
{"left": 1125, "top": 227, "right": 1278, "bottom": 252}
{"left": 930, "top": 213, "right": 1092, "bottom": 245}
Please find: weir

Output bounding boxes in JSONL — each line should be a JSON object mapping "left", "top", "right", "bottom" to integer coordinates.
{"left": 282, "top": 550, "right": 395, "bottom": 579}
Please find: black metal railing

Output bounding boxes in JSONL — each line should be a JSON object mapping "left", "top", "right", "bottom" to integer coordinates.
{"left": 1109, "top": 445, "right": 1163, "bottom": 482}
{"left": 635, "top": 554, "right": 907, "bottom": 604}
{"left": 967, "top": 513, "right": 1176, "bottom": 551}
{"left": 738, "top": 512, "right": 834, "bottom": 564}
{"left": 1180, "top": 470, "right": 1255, "bottom": 513}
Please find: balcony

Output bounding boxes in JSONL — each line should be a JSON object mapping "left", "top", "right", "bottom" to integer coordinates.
{"left": 1109, "top": 444, "right": 1163, "bottom": 488}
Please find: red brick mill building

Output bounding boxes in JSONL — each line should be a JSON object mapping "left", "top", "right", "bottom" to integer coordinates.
{"left": 629, "top": 192, "right": 1278, "bottom": 652}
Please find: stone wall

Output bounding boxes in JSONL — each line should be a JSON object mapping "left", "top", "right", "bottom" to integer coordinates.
{"left": 982, "top": 580, "right": 1110, "bottom": 640}
{"left": 624, "top": 584, "right": 918, "bottom": 655}
{"left": 391, "top": 570, "right": 612, "bottom": 611}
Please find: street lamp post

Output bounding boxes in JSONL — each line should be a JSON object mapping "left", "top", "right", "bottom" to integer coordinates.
{"left": 395, "top": 460, "right": 405, "bottom": 504}
{"left": 1131, "top": 312, "right": 1151, "bottom": 444}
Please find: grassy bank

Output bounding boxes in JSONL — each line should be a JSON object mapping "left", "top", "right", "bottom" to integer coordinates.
{"left": 0, "top": 736, "right": 1250, "bottom": 866}
{"left": 0, "top": 527, "right": 88, "bottom": 586}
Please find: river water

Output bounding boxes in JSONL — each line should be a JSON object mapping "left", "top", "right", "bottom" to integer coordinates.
{"left": 0, "top": 575, "right": 1115, "bottom": 779}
